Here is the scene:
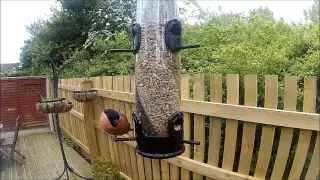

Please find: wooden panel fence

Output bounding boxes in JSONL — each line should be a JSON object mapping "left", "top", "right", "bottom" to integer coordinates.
{"left": 57, "top": 74, "right": 320, "bottom": 180}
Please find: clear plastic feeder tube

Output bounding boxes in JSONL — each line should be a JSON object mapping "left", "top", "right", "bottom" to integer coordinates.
{"left": 135, "top": 0, "right": 181, "bottom": 136}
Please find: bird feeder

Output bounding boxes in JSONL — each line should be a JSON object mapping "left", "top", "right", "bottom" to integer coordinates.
{"left": 36, "top": 98, "right": 73, "bottom": 114}
{"left": 110, "top": 0, "right": 200, "bottom": 159}
{"left": 72, "top": 80, "right": 98, "bottom": 102}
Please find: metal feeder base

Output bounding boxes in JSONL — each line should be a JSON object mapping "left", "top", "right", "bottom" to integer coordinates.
{"left": 136, "top": 135, "right": 185, "bottom": 159}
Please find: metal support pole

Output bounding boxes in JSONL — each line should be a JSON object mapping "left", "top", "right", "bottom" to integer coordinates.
{"left": 29, "top": 51, "right": 92, "bottom": 180}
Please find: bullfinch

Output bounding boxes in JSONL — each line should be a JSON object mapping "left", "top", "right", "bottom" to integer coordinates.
{"left": 99, "top": 109, "right": 131, "bottom": 136}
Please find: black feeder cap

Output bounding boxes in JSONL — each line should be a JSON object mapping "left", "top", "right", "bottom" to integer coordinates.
{"left": 165, "top": 19, "right": 200, "bottom": 52}
{"left": 165, "top": 19, "right": 182, "bottom": 52}
{"left": 133, "top": 111, "right": 185, "bottom": 159}
{"left": 132, "top": 23, "right": 141, "bottom": 54}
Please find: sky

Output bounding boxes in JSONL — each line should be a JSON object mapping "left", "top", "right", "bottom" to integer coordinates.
{"left": 0, "top": 0, "right": 314, "bottom": 64}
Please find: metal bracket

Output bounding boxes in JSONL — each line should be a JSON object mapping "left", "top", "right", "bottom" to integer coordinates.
{"left": 112, "top": 137, "right": 136, "bottom": 142}
{"left": 110, "top": 24, "right": 141, "bottom": 54}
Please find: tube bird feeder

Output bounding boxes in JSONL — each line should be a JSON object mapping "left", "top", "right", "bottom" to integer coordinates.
{"left": 110, "top": 0, "right": 200, "bottom": 159}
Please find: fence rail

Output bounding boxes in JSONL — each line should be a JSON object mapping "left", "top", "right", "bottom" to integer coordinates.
{"left": 58, "top": 74, "right": 319, "bottom": 180}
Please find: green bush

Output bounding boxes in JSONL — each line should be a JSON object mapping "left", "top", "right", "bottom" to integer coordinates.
{"left": 91, "top": 157, "right": 120, "bottom": 180}
{"left": 0, "top": 70, "right": 31, "bottom": 77}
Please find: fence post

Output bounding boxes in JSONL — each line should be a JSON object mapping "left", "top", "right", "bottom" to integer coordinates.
{"left": 48, "top": 78, "right": 55, "bottom": 132}
{"left": 81, "top": 80, "right": 99, "bottom": 159}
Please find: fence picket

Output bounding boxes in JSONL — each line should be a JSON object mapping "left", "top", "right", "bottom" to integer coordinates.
{"left": 137, "top": 154, "right": 146, "bottom": 180}
{"left": 94, "top": 77, "right": 112, "bottom": 162}
{"left": 78, "top": 82, "right": 87, "bottom": 145}
{"left": 238, "top": 74, "right": 257, "bottom": 175}
{"left": 81, "top": 80, "right": 99, "bottom": 159}
{"left": 75, "top": 79, "right": 82, "bottom": 142}
{"left": 170, "top": 164, "right": 179, "bottom": 180}
{"left": 254, "top": 75, "right": 278, "bottom": 178}
{"left": 112, "top": 76, "right": 121, "bottom": 167}
{"left": 102, "top": 76, "right": 116, "bottom": 164}
{"left": 181, "top": 74, "right": 191, "bottom": 180}
{"left": 68, "top": 79, "right": 74, "bottom": 137}
{"left": 122, "top": 137, "right": 133, "bottom": 176}
{"left": 96, "top": 130, "right": 111, "bottom": 160}
{"left": 270, "top": 76, "right": 297, "bottom": 179}
{"left": 131, "top": 75, "right": 146, "bottom": 180}
{"left": 124, "top": 75, "right": 138, "bottom": 180}
{"left": 152, "top": 159, "right": 161, "bottom": 180}
{"left": 305, "top": 132, "right": 320, "bottom": 179}
{"left": 69, "top": 79, "right": 74, "bottom": 137}
{"left": 124, "top": 75, "right": 133, "bottom": 135}
{"left": 161, "top": 160, "right": 169, "bottom": 180}
{"left": 93, "top": 76, "right": 103, "bottom": 121}
{"left": 288, "top": 77, "right": 317, "bottom": 179}
{"left": 192, "top": 74, "right": 205, "bottom": 180}
{"left": 67, "top": 79, "right": 72, "bottom": 134}
{"left": 208, "top": 74, "right": 223, "bottom": 167}
{"left": 117, "top": 76, "right": 128, "bottom": 175}
{"left": 222, "top": 74, "right": 239, "bottom": 171}
{"left": 144, "top": 158, "right": 153, "bottom": 180}
{"left": 129, "top": 146, "right": 139, "bottom": 180}
{"left": 56, "top": 74, "right": 319, "bottom": 180}
{"left": 123, "top": 143, "right": 133, "bottom": 178}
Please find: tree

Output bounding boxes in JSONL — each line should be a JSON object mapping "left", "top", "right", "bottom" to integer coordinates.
{"left": 179, "top": 0, "right": 214, "bottom": 23}
{"left": 19, "top": 39, "right": 32, "bottom": 69}
{"left": 59, "top": 0, "right": 99, "bottom": 12}
{"left": 23, "top": 0, "right": 136, "bottom": 76}
{"left": 304, "top": 0, "right": 320, "bottom": 24}
{"left": 84, "top": 0, "right": 136, "bottom": 48}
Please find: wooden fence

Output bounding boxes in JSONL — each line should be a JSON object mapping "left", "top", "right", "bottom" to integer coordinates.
{"left": 57, "top": 74, "right": 319, "bottom": 180}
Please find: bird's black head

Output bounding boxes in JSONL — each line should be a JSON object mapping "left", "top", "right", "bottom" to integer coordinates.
{"left": 104, "top": 109, "right": 120, "bottom": 127}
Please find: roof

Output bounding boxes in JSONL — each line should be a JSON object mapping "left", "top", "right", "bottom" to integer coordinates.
{"left": 0, "top": 63, "right": 20, "bottom": 72}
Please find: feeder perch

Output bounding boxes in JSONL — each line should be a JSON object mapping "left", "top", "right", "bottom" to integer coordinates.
{"left": 109, "top": 0, "right": 200, "bottom": 159}
{"left": 165, "top": 19, "right": 200, "bottom": 52}
{"left": 110, "top": 24, "right": 141, "bottom": 54}
{"left": 36, "top": 98, "right": 73, "bottom": 114}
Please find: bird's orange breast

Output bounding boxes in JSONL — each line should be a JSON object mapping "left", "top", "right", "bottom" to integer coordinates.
{"left": 99, "top": 112, "right": 130, "bottom": 136}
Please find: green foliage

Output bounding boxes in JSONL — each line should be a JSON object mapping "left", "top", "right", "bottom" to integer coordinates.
{"left": 19, "top": 39, "right": 33, "bottom": 69}
{"left": 62, "top": 135, "right": 75, "bottom": 147}
{"left": 21, "top": 1, "right": 319, "bottom": 83}
{"left": 61, "top": 32, "right": 134, "bottom": 78}
{"left": 38, "top": 96, "right": 64, "bottom": 106}
{"left": 39, "top": 95, "right": 56, "bottom": 101}
{"left": 0, "top": 69, "right": 31, "bottom": 77}
{"left": 20, "top": 0, "right": 319, "bottom": 112}
{"left": 18, "top": 1, "right": 320, "bottom": 177}
{"left": 180, "top": 6, "right": 319, "bottom": 112}
{"left": 91, "top": 157, "right": 120, "bottom": 180}
{"left": 21, "top": 0, "right": 136, "bottom": 76}
{"left": 60, "top": 0, "right": 99, "bottom": 12}
{"left": 181, "top": 7, "right": 317, "bottom": 77}
{"left": 62, "top": 135, "right": 81, "bottom": 153}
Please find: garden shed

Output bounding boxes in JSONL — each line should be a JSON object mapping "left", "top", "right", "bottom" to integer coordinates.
{"left": 0, "top": 76, "right": 51, "bottom": 131}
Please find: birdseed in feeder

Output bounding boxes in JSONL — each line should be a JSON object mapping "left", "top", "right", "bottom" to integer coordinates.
{"left": 135, "top": 0, "right": 181, "bottom": 136}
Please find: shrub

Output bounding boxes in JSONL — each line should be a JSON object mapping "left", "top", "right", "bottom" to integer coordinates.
{"left": 0, "top": 70, "right": 31, "bottom": 77}
{"left": 91, "top": 157, "right": 120, "bottom": 180}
